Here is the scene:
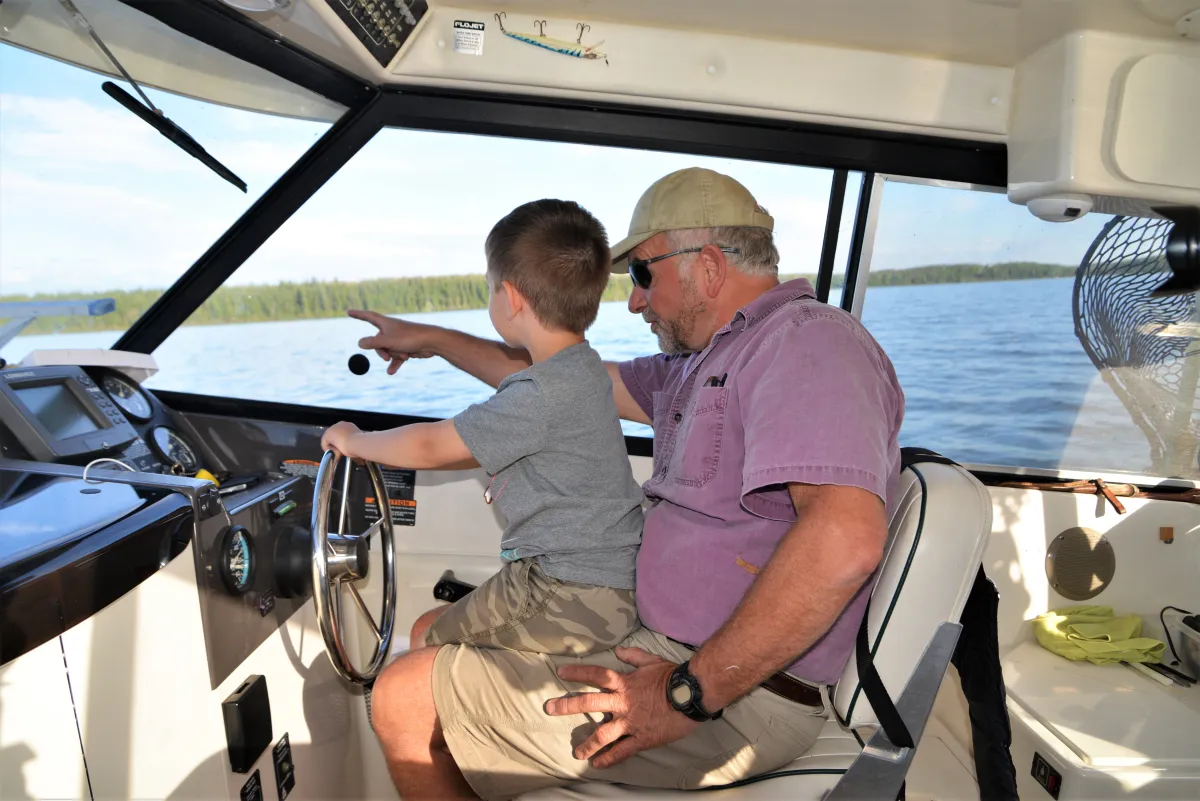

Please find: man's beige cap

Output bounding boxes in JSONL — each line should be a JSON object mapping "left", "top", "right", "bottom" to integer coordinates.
{"left": 610, "top": 167, "right": 775, "bottom": 271}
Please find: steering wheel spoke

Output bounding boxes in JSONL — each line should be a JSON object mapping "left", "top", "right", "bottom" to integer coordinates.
{"left": 311, "top": 450, "right": 396, "bottom": 684}
{"left": 347, "top": 582, "right": 384, "bottom": 645}
{"left": 338, "top": 456, "right": 352, "bottom": 535}
{"left": 362, "top": 517, "right": 385, "bottom": 543}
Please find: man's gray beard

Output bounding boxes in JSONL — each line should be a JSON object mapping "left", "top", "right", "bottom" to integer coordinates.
{"left": 656, "top": 319, "right": 693, "bottom": 354}
{"left": 653, "top": 280, "right": 705, "bottom": 355}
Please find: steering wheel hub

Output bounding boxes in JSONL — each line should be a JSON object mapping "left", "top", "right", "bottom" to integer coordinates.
{"left": 327, "top": 532, "right": 370, "bottom": 581}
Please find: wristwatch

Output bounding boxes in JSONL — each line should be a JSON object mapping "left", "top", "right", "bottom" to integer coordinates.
{"left": 666, "top": 660, "right": 723, "bottom": 722}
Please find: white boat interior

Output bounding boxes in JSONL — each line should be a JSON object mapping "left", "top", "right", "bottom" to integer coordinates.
{"left": 1, "top": 1, "right": 1198, "bottom": 800}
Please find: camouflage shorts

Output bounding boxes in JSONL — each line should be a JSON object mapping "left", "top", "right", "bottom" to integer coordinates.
{"left": 424, "top": 558, "right": 638, "bottom": 656}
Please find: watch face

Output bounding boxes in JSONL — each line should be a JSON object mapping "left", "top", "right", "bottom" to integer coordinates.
{"left": 670, "top": 682, "right": 694, "bottom": 706}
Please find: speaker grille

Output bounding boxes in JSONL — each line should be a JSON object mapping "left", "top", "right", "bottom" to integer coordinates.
{"left": 1046, "top": 527, "right": 1116, "bottom": 601}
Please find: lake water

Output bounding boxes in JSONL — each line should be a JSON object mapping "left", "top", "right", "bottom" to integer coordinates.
{"left": 2, "top": 278, "right": 1179, "bottom": 477}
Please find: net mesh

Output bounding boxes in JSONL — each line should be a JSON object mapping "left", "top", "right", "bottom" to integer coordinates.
{"left": 1073, "top": 216, "right": 1200, "bottom": 477}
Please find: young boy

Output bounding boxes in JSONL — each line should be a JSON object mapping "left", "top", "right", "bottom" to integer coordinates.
{"left": 321, "top": 199, "right": 643, "bottom": 656}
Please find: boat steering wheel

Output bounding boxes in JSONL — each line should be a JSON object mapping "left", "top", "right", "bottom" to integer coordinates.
{"left": 310, "top": 450, "right": 397, "bottom": 684}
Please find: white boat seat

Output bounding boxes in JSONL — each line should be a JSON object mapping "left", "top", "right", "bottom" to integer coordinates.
{"left": 523, "top": 455, "right": 992, "bottom": 800}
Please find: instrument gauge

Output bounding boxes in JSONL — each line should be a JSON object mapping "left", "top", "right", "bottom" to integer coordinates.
{"left": 101, "top": 373, "right": 152, "bottom": 420}
{"left": 150, "top": 426, "right": 200, "bottom": 473}
{"left": 219, "top": 526, "right": 255, "bottom": 595}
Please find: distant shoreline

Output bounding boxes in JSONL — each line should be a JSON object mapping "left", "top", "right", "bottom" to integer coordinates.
{"left": 3, "top": 262, "right": 1077, "bottom": 335}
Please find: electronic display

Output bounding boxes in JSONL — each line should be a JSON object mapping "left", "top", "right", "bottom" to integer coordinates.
{"left": 13, "top": 382, "right": 103, "bottom": 440}
{"left": 0, "top": 366, "right": 137, "bottom": 462}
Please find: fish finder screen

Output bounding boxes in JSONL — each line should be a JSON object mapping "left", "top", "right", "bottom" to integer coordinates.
{"left": 14, "top": 382, "right": 102, "bottom": 441}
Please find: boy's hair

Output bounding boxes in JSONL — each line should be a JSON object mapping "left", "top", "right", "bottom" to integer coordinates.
{"left": 485, "top": 199, "right": 611, "bottom": 335}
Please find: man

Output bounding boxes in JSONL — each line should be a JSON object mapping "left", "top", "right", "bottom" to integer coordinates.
{"left": 359, "top": 167, "right": 905, "bottom": 800}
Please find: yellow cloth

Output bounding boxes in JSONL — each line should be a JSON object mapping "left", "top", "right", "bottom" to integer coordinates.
{"left": 1033, "top": 606, "right": 1165, "bottom": 665}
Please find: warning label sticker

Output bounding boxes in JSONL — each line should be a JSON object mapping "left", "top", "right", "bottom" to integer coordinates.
{"left": 453, "top": 20, "right": 485, "bottom": 55}
{"left": 364, "top": 466, "right": 417, "bottom": 526}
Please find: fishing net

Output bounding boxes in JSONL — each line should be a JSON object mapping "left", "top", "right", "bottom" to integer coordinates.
{"left": 1074, "top": 215, "right": 1200, "bottom": 477}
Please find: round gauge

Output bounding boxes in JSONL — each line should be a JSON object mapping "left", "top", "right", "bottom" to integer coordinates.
{"left": 219, "top": 526, "right": 255, "bottom": 595}
{"left": 101, "top": 373, "right": 152, "bottom": 420}
{"left": 150, "top": 426, "right": 200, "bottom": 473}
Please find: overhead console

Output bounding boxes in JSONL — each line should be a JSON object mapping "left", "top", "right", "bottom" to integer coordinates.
{"left": 320, "top": 0, "right": 429, "bottom": 67}
{"left": 1009, "top": 31, "right": 1200, "bottom": 219}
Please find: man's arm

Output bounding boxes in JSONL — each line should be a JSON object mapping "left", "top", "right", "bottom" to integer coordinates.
{"left": 547, "top": 481, "right": 887, "bottom": 768}
{"left": 606, "top": 363, "right": 652, "bottom": 426}
{"left": 689, "top": 482, "right": 886, "bottom": 709}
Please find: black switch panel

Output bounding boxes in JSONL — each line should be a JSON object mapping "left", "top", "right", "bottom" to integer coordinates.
{"left": 223, "top": 675, "right": 273, "bottom": 774}
{"left": 324, "top": 0, "right": 430, "bottom": 67}
{"left": 273, "top": 733, "right": 296, "bottom": 801}
{"left": 1031, "top": 751, "right": 1062, "bottom": 799}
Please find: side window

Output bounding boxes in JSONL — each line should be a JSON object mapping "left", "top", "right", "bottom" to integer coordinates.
{"left": 862, "top": 178, "right": 1199, "bottom": 480}
{"left": 149, "top": 129, "right": 840, "bottom": 438}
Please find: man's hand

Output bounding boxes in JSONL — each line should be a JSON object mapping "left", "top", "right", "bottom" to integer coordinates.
{"left": 321, "top": 420, "right": 361, "bottom": 458}
{"left": 545, "top": 647, "right": 700, "bottom": 769}
{"left": 348, "top": 309, "right": 438, "bottom": 375}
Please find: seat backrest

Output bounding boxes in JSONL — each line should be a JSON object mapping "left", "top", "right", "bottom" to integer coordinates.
{"left": 833, "top": 456, "right": 992, "bottom": 731}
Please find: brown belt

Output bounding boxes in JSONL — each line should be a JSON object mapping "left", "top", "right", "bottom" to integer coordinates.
{"left": 678, "top": 641, "right": 823, "bottom": 709}
{"left": 760, "top": 671, "right": 823, "bottom": 708}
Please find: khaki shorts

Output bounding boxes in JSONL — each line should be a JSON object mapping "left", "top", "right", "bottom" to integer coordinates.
{"left": 432, "top": 626, "right": 829, "bottom": 800}
{"left": 425, "top": 559, "right": 639, "bottom": 656}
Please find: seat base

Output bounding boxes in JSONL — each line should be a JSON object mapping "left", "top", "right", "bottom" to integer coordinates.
{"left": 521, "top": 714, "right": 981, "bottom": 800}
{"left": 520, "top": 720, "right": 857, "bottom": 799}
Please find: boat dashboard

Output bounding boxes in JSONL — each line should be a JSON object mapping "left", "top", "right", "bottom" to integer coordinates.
{"left": 0, "top": 362, "right": 319, "bottom": 688}
{"left": 0, "top": 363, "right": 209, "bottom": 476}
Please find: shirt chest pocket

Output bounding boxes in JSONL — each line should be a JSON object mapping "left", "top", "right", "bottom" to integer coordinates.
{"left": 673, "top": 387, "right": 728, "bottom": 487}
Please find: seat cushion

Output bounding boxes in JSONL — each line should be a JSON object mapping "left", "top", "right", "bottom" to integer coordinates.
{"left": 520, "top": 720, "right": 859, "bottom": 799}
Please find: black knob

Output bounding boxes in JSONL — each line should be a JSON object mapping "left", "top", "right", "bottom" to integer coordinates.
{"left": 348, "top": 353, "right": 370, "bottom": 375}
{"left": 432, "top": 570, "right": 478, "bottom": 603}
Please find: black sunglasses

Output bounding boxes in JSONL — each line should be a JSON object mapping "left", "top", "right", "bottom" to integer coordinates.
{"left": 627, "top": 246, "right": 740, "bottom": 291}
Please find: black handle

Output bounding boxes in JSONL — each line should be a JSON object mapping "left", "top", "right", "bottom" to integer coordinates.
{"left": 433, "top": 570, "right": 476, "bottom": 603}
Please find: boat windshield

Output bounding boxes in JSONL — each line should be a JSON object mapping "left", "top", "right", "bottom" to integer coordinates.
{"left": 0, "top": 42, "right": 330, "bottom": 363}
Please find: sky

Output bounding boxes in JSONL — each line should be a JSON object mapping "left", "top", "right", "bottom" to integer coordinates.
{"left": 1, "top": 41, "right": 1115, "bottom": 305}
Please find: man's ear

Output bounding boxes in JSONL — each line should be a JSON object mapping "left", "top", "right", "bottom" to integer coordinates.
{"left": 502, "top": 280, "right": 525, "bottom": 318}
{"left": 697, "top": 243, "right": 728, "bottom": 298}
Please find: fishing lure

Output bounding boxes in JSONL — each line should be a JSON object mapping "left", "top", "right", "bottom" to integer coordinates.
{"left": 495, "top": 14, "right": 608, "bottom": 64}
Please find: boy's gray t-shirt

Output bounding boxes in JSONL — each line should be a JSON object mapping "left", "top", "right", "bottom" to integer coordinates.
{"left": 452, "top": 342, "right": 643, "bottom": 589}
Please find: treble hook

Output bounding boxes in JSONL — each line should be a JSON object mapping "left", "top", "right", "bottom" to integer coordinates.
{"left": 533, "top": 19, "right": 547, "bottom": 36}
{"left": 575, "top": 22, "right": 591, "bottom": 43}
{"left": 494, "top": 12, "right": 506, "bottom": 33}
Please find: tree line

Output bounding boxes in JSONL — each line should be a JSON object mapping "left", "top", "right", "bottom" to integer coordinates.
{"left": 2, "top": 262, "right": 1078, "bottom": 334}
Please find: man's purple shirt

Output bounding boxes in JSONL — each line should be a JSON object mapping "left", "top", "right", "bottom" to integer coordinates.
{"left": 618, "top": 278, "right": 904, "bottom": 684}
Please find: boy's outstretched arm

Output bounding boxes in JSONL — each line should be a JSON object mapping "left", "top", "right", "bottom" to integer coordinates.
{"left": 350, "top": 309, "right": 650, "bottom": 424}
{"left": 350, "top": 309, "right": 531, "bottom": 387}
{"left": 322, "top": 420, "right": 479, "bottom": 470}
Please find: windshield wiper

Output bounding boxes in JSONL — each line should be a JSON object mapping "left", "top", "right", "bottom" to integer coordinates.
{"left": 59, "top": 0, "right": 247, "bottom": 193}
